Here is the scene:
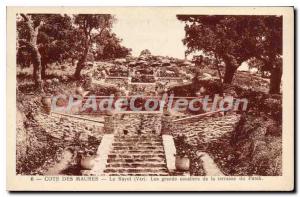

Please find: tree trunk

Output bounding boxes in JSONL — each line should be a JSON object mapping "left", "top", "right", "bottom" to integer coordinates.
{"left": 31, "top": 48, "right": 43, "bottom": 89}
{"left": 223, "top": 65, "right": 237, "bottom": 84}
{"left": 20, "top": 14, "right": 43, "bottom": 91}
{"left": 269, "top": 66, "right": 282, "bottom": 94}
{"left": 41, "top": 58, "right": 47, "bottom": 79}
{"left": 74, "top": 55, "right": 87, "bottom": 79}
{"left": 213, "top": 58, "right": 223, "bottom": 83}
{"left": 74, "top": 42, "right": 89, "bottom": 79}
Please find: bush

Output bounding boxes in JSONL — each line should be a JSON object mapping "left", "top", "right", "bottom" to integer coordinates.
{"left": 228, "top": 113, "right": 282, "bottom": 175}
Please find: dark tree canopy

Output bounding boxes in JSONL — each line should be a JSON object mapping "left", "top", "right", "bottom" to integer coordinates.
{"left": 73, "top": 14, "right": 115, "bottom": 79}
{"left": 177, "top": 15, "right": 282, "bottom": 93}
{"left": 94, "top": 32, "right": 132, "bottom": 60}
{"left": 17, "top": 14, "right": 74, "bottom": 79}
{"left": 140, "top": 49, "right": 151, "bottom": 57}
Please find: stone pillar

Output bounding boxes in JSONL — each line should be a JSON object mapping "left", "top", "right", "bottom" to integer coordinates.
{"left": 162, "top": 134, "right": 176, "bottom": 172}
{"left": 84, "top": 76, "right": 93, "bottom": 89}
{"left": 104, "top": 116, "right": 114, "bottom": 134}
{"left": 161, "top": 115, "right": 173, "bottom": 135}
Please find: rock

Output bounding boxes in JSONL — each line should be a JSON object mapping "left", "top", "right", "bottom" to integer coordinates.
{"left": 62, "top": 75, "right": 69, "bottom": 82}
{"left": 45, "top": 79, "right": 52, "bottom": 85}
{"left": 79, "top": 132, "right": 89, "bottom": 141}
{"left": 114, "top": 58, "right": 127, "bottom": 64}
{"left": 52, "top": 78, "right": 60, "bottom": 84}
{"left": 202, "top": 73, "right": 213, "bottom": 80}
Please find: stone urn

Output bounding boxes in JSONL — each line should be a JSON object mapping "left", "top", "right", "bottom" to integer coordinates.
{"left": 41, "top": 96, "right": 52, "bottom": 114}
{"left": 56, "top": 97, "right": 67, "bottom": 107}
{"left": 41, "top": 96, "right": 52, "bottom": 106}
{"left": 199, "top": 86, "right": 206, "bottom": 94}
{"left": 175, "top": 155, "right": 190, "bottom": 171}
{"left": 75, "top": 87, "right": 84, "bottom": 95}
{"left": 105, "top": 110, "right": 113, "bottom": 116}
{"left": 80, "top": 155, "right": 96, "bottom": 170}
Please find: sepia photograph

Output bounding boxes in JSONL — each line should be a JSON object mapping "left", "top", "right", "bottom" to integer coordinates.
{"left": 6, "top": 6, "right": 294, "bottom": 191}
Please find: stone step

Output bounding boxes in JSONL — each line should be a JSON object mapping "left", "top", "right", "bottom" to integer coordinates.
{"left": 114, "top": 140, "right": 162, "bottom": 144}
{"left": 112, "top": 146, "right": 164, "bottom": 151}
{"left": 114, "top": 135, "right": 161, "bottom": 140}
{"left": 109, "top": 150, "right": 165, "bottom": 154}
{"left": 106, "top": 163, "right": 166, "bottom": 168}
{"left": 102, "top": 133, "right": 169, "bottom": 176}
{"left": 106, "top": 173, "right": 169, "bottom": 176}
{"left": 112, "top": 142, "right": 163, "bottom": 146}
{"left": 108, "top": 154, "right": 165, "bottom": 159}
{"left": 108, "top": 153, "right": 165, "bottom": 158}
{"left": 114, "top": 137, "right": 162, "bottom": 142}
{"left": 104, "top": 168, "right": 169, "bottom": 173}
{"left": 107, "top": 157, "right": 166, "bottom": 163}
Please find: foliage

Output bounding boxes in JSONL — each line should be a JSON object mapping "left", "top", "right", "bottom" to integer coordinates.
{"left": 17, "top": 14, "right": 130, "bottom": 80}
{"left": 17, "top": 14, "right": 74, "bottom": 78}
{"left": 140, "top": 49, "right": 152, "bottom": 57}
{"left": 177, "top": 15, "right": 283, "bottom": 93}
{"left": 168, "top": 79, "right": 223, "bottom": 97}
{"left": 95, "top": 32, "right": 132, "bottom": 60}
{"left": 73, "top": 14, "right": 115, "bottom": 78}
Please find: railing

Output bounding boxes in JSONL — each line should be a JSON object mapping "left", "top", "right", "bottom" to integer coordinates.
{"left": 105, "top": 76, "right": 129, "bottom": 79}
{"left": 172, "top": 109, "right": 223, "bottom": 123}
{"left": 156, "top": 77, "right": 182, "bottom": 80}
{"left": 51, "top": 111, "right": 105, "bottom": 124}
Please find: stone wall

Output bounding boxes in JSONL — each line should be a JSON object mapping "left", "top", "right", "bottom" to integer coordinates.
{"left": 166, "top": 113, "right": 240, "bottom": 145}
{"left": 128, "top": 83, "right": 156, "bottom": 95}
{"left": 156, "top": 77, "right": 183, "bottom": 84}
{"left": 103, "top": 116, "right": 114, "bottom": 134}
{"left": 105, "top": 77, "right": 129, "bottom": 88}
{"left": 37, "top": 113, "right": 104, "bottom": 142}
{"left": 16, "top": 111, "right": 105, "bottom": 174}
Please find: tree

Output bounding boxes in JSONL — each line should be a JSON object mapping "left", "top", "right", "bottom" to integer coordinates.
{"left": 73, "top": 14, "right": 114, "bottom": 79}
{"left": 177, "top": 15, "right": 266, "bottom": 84}
{"left": 37, "top": 14, "right": 74, "bottom": 79}
{"left": 254, "top": 16, "right": 282, "bottom": 94}
{"left": 17, "top": 14, "right": 74, "bottom": 80}
{"left": 18, "top": 14, "right": 43, "bottom": 90}
{"left": 140, "top": 49, "right": 151, "bottom": 57}
{"left": 94, "top": 32, "right": 132, "bottom": 60}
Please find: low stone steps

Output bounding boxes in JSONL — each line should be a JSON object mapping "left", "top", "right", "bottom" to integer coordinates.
{"left": 104, "top": 134, "right": 169, "bottom": 176}
{"left": 112, "top": 142, "right": 162, "bottom": 146}
{"left": 106, "top": 163, "right": 166, "bottom": 168}
{"left": 107, "top": 158, "right": 165, "bottom": 163}
{"left": 112, "top": 146, "right": 164, "bottom": 151}
{"left": 107, "top": 154, "right": 165, "bottom": 159}
{"left": 108, "top": 173, "right": 169, "bottom": 176}
{"left": 113, "top": 138, "right": 162, "bottom": 142}
{"left": 104, "top": 168, "right": 169, "bottom": 174}
{"left": 109, "top": 150, "right": 165, "bottom": 154}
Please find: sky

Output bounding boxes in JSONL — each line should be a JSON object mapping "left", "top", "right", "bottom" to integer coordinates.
{"left": 112, "top": 12, "right": 187, "bottom": 59}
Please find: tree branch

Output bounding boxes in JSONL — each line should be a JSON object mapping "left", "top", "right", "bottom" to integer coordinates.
{"left": 20, "top": 13, "right": 30, "bottom": 22}
{"left": 92, "top": 26, "right": 107, "bottom": 41}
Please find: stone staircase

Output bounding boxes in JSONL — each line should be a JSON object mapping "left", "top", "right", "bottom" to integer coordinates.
{"left": 103, "top": 134, "right": 169, "bottom": 176}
